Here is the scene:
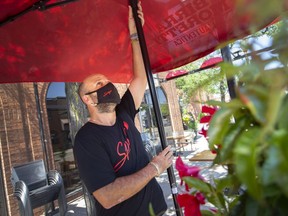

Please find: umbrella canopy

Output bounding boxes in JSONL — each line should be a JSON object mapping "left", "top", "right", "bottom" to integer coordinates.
{"left": 200, "top": 57, "right": 223, "bottom": 68}
{"left": 0, "top": 0, "right": 282, "bottom": 84}
{"left": 165, "top": 56, "right": 223, "bottom": 81}
{"left": 165, "top": 70, "right": 188, "bottom": 80}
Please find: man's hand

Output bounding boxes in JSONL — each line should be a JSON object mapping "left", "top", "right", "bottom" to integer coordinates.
{"left": 150, "top": 146, "right": 174, "bottom": 176}
{"left": 93, "top": 145, "right": 174, "bottom": 209}
{"left": 128, "top": 1, "right": 144, "bottom": 35}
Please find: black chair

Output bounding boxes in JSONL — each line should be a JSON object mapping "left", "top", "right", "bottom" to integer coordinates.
{"left": 11, "top": 159, "right": 67, "bottom": 216}
{"left": 14, "top": 180, "right": 33, "bottom": 216}
{"left": 82, "top": 182, "right": 97, "bottom": 216}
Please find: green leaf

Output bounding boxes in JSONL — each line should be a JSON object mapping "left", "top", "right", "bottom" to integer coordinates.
{"left": 219, "top": 116, "right": 248, "bottom": 163}
{"left": 238, "top": 85, "right": 267, "bottom": 125}
{"left": 276, "top": 196, "right": 288, "bottom": 216}
{"left": 200, "top": 210, "right": 216, "bottom": 216}
{"left": 208, "top": 107, "right": 234, "bottom": 148}
{"left": 262, "top": 138, "right": 288, "bottom": 196}
{"left": 214, "top": 176, "right": 233, "bottom": 192}
{"left": 262, "top": 184, "right": 281, "bottom": 198}
{"left": 206, "top": 100, "right": 225, "bottom": 107}
{"left": 245, "top": 195, "right": 261, "bottom": 216}
{"left": 274, "top": 130, "right": 288, "bottom": 160}
{"left": 234, "top": 128, "right": 262, "bottom": 201}
{"left": 277, "top": 94, "right": 288, "bottom": 130}
{"left": 182, "top": 177, "right": 212, "bottom": 194}
{"left": 215, "top": 175, "right": 240, "bottom": 194}
{"left": 228, "top": 196, "right": 241, "bottom": 213}
{"left": 207, "top": 99, "right": 243, "bottom": 109}
{"left": 241, "top": 0, "right": 285, "bottom": 27}
{"left": 264, "top": 88, "right": 285, "bottom": 135}
{"left": 220, "top": 62, "right": 241, "bottom": 79}
{"left": 206, "top": 191, "right": 227, "bottom": 214}
{"left": 229, "top": 193, "right": 246, "bottom": 216}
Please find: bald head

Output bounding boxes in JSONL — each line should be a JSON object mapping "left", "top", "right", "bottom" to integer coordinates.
{"left": 78, "top": 74, "right": 110, "bottom": 103}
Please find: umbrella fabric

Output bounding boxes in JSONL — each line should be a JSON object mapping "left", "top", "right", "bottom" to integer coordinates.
{"left": 165, "top": 70, "right": 188, "bottom": 80}
{"left": 0, "top": 0, "right": 282, "bottom": 84}
{"left": 200, "top": 57, "right": 223, "bottom": 68}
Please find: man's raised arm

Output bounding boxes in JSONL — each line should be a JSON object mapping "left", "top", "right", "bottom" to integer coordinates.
{"left": 127, "top": 2, "right": 147, "bottom": 110}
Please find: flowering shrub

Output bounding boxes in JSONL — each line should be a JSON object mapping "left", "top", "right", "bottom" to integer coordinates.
{"left": 175, "top": 18, "right": 288, "bottom": 216}
{"left": 183, "top": 113, "right": 198, "bottom": 132}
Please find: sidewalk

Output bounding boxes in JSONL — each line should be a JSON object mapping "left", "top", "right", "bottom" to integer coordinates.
{"left": 58, "top": 136, "right": 227, "bottom": 215}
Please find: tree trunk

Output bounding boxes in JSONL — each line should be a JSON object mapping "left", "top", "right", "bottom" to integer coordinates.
{"left": 220, "top": 79, "right": 226, "bottom": 102}
{"left": 65, "top": 83, "right": 88, "bottom": 146}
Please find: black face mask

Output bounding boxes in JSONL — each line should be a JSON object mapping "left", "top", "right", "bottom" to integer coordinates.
{"left": 86, "top": 82, "right": 121, "bottom": 105}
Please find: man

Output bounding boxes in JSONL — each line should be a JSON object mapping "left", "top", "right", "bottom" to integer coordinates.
{"left": 73, "top": 2, "right": 173, "bottom": 216}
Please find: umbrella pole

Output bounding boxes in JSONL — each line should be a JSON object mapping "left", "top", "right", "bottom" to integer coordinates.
{"left": 130, "top": 1, "right": 183, "bottom": 215}
{"left": 221, "top": 46, "right": 236, "bottom": 99}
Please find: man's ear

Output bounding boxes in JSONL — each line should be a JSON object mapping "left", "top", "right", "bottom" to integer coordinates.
{"left": 83, "top": 95, "right": 98, "bottom": 107}
{"left": 82, "top": 95, "right": 90, "bottom": 104}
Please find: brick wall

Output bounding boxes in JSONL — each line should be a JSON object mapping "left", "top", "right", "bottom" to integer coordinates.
{"left": 0, "top": 83, "right": 54, "bottom": 216}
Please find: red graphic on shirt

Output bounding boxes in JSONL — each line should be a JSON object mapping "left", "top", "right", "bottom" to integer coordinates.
{"left": 103, "top": 90, "right": 112, "bottom": 97}
{"left": 123, "top": 121, "right": 129, "bottom": 133}
{"left": 113, "top": 121, "right": 131, "bottom": 172}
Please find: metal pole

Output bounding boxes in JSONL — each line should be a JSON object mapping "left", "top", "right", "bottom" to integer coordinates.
{"left": 221, "top": 46, "right": 236, "bottom": 99}
{"left": 33, "top": 83, "right": 50, "bottom": 171}
{"left": 165, "top": 62, "right": 222, "bottom": 81}
{"left": 130, "top": 1, "right": 183, "bottom": 215}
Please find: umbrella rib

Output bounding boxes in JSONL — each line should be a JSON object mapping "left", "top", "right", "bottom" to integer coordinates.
{"left": 41, "top": 0, "right": 79, "bottom": 10}
{"left": 165, "top": 63, "right": 220, "bottom": 81}
{"left": 0, "top": 5, "right": 35, "bottom": 27}
{"left": 0, "top": 0, "right": 78, "bottom": 27}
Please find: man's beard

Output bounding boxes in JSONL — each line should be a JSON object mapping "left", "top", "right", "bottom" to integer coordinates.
{"left": 97, "top": 103, "right": 117, "bottom": 113}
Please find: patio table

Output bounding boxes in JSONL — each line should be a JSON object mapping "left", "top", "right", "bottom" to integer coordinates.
{"left": 189, "top": 150, "right": 216, "bottom": 161}
{"left": 166, "top": 134, "right": 192, "bottom": 155}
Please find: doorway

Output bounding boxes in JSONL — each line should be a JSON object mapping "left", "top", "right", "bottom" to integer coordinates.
{"left": 46, "top": 82, "right": 81, "bottom": 194}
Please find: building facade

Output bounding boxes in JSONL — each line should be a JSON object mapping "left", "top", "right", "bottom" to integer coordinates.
{"left": 0, "top": 83, "right": 53, "bottom": 216}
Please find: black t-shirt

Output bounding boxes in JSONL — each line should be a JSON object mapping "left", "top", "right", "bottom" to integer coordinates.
{"left": 74, "top": 90, "right": 167, "bottom": 216}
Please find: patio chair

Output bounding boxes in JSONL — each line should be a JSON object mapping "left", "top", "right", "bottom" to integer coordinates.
{"left": 82, "top": 182, "right": 97, "bottom": 216}
{"left": 11, "top": 159, "right": 67, "bottom": 216}
{"left": 168, "top": 131, "right": 195, "bottom": 154}
{"left": 183, "top": 131, "right": 196, "bottom": 151}
{"left": 13, "top": 180, "right": 33, "bottom": 216}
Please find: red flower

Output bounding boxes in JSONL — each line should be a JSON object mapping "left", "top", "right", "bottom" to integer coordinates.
{"left": 211, "top": 149, "right": 217, "bottom": 154}
{"left": 175, "top": 156, "right": 201, "bottom": 178}
{"left": 199, "top": 106, "right": 218, "bottom": 139}
{"left": 199, "top": 127, "right": 207, "bottom": 138}
{"left": 175, "top": 157, "right": 203, "bottom": 189}
{"left": 211, "top": 144, "right": 222, "bottom": 154}
{"left": 177, "top": 194, "right": 203, "bottom": 216}
{"left": 195, "top": 192, "right": 206, "bottom": 204}
{"left": 200, "top": 106, "right": 217, "bottom": 123}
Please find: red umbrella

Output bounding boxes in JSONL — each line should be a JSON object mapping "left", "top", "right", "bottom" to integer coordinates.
{"left": 165, "top": 70, "right": 188, "bottom": 80}
{"left": 0, "top": 0, "right": 282, "bottom": 84}
{"left": 165, "top": 57, "right": 223, "bottom": 81}
{"left": 200, "top": 57, "right": 223, "bottom": 68}
{"left": 1, "top": 2, "right": 285, "bottom": 215}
